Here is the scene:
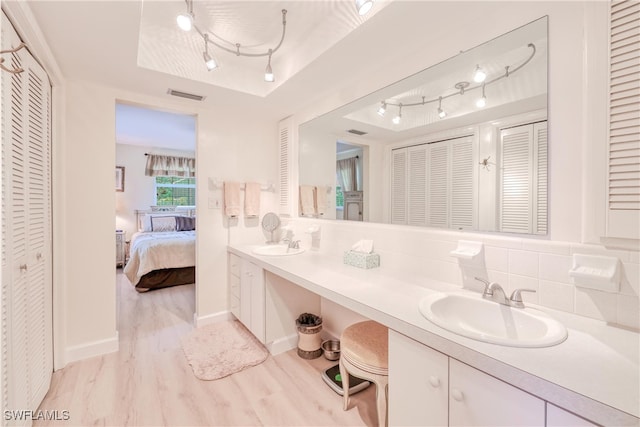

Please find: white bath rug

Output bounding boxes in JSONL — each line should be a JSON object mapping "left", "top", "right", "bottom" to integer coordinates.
{"left": 181, "top": 320, "right": 269, "bottom": 380}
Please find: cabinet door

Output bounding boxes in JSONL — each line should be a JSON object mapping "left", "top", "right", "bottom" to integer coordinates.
{"left": 248, "top": 262, "right": 265, "bottom": 343}
{"left": 239, "top": 260, "right": 253, "bottom": 328}
{"left": 546, "top": 404, "right": 597, "bottom": 427}
{"left": 449, "top": 359, "right": 544, "bottom": 427}
{"left": 388, "top": 331, "right": 448, "bottom": 426}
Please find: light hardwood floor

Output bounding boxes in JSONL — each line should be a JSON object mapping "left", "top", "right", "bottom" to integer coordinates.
{"left": 36, "top": 271, "right": 376, "bottom": 426}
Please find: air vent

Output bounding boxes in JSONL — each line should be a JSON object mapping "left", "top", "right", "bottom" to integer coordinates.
{"left": 347, "top": 129, "right": 367, "bottom": 136}
{"left": 167, "top": 89, "right": 206, "bottom": 101}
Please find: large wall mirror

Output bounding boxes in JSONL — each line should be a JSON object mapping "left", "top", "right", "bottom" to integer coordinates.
{"left": 298, "top": 16, "right": 548, "bottom": 235}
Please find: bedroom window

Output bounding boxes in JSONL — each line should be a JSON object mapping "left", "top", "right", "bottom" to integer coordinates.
{"left": 155, "top": 176, "right": 196, "bottom": 206}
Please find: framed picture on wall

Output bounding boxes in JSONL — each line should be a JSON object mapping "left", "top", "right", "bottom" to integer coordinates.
{"left": 115, "top": 166, "right": 125, "bottom": 192}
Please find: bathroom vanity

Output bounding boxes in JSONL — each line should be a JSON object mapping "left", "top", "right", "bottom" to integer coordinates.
{"left": 227, "top": 245, "right": 639, "bottom": 426}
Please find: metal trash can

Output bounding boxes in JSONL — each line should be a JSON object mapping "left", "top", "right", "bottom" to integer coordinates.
{"left": 296, "top": 313, "right": 322, "bottom": 359}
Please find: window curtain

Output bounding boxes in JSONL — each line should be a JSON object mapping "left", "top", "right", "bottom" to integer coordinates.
{"left": 336, "top": 157, "right": 359, "bottom": 191}
{"left": 145, "top": 154, "right": 195, "bottom": 177}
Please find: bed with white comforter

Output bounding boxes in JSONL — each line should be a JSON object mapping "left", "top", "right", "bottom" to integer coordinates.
{"left": 124, "top": 230, "right": 195, "bottom": 291}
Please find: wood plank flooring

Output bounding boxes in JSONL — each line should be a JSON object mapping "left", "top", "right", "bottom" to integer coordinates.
{"left": 35, "top": 271, "right": 376, "bottom": 426}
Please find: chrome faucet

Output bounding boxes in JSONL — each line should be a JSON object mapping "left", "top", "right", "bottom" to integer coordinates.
{"left": 474, "top": 277, "right": 536, "bottom": 308}
{"left": 282, "top": 238, "right": 300, "bottom": 250}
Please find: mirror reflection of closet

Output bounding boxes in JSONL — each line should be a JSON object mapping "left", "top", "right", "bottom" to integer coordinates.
{"left": 336, "top": 141, "right": 365, "bottom": 221}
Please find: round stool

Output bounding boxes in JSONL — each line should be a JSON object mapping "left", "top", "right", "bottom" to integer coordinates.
{"left": 339, "top": 320, "right": 388, "bottom": 427}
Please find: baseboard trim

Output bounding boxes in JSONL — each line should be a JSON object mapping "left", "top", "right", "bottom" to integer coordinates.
{"left": 64, "top": 333, "right": 119, "bottom": 364}
{"left": 267, "top": 333, "right": 298, "bottom": 355}
{"left": 194, "top": 310, "right": 234, "bottom": 327}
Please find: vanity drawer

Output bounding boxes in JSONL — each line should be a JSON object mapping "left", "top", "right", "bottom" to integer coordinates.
{"left": 229, "top": 253, "right": 240, "bottom": 277}
{"left": 229, "top": 274, "right": 240, "bottom": 297}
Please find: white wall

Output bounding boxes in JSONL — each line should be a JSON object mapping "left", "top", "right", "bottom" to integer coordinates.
{"left": 115, "top": 143, "right": 195, "bottom": 239}
{"left": 59, "top": 81, "right": 277, "bottom": 364}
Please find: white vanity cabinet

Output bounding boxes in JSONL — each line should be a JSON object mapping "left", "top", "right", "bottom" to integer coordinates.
{"left": 228, "top": 253, "right": 265, "bottom": 343}
{"left": 546, "top": 404, "right": 597, "bottom": 427}
{"left": 389, "top": 330, "right": 545, "bottom": 427}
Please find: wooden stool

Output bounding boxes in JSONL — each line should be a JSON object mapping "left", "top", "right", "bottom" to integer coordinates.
{"left": 339, "top": 320, "right": 389, "bottom": 427}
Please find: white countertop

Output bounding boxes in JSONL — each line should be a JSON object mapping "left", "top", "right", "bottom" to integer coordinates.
{"left": 228, "top": 245, "right": 640, "bottom": 426}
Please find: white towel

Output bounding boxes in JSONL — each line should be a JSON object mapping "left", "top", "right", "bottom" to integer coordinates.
{"left": 224, "top": 181, "right": 241, "bottom": 218}
{"left": 315, "top": 186, "right": 328, "bottom": 216}
{"left": 300, "top": 185, "right": 316, "bottom": 216}
{"left": 244, "top": 182, "right": 261, "bottom": 218}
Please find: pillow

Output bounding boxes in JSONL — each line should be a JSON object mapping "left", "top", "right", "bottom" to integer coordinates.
{"left": 150, "top": 205, "right": 177, "bottom": 212}
{"left": 176, "top": 216, "right": 196, "bottom": 231}
{"left": 150, "top": 216, "right": 177, "bottom": 232}
{"left": 141, "top": 213, "right": 176, "bottom": 232}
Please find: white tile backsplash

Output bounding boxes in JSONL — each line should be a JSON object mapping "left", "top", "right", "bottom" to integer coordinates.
{"left": 289, "top": 218, "right": 639, "bottom": 330}
{"left": 575, "top": 288, "right": 618, "bottom": 323}
{"left": 509, "top": 250, "right": 539, "bottom": 278}
{"left": 539, "top": 253, "right": 573, "bottom": 284}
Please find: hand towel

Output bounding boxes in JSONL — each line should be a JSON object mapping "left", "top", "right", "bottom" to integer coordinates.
{"left": 244, "top": 182, "right": 261, "bottom": 218}
{"left": 315, "top": 186, "right": 328, "bottom": 216}
{"left": 300, "top": 185, "right": 316, "bottom": 216}
{"left": 224, "top": 181, "right": 241, "bottom": 218}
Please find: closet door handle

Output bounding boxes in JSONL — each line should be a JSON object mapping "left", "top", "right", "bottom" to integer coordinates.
{"left": 36, "top": 252, "right": 42, "bottom": 261}
{"left": 19, "top": 264, "right": 27, "bottom": 272}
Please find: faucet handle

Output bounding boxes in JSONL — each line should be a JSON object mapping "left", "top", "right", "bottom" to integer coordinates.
{"left": 474, "top": 277, "right": 493, "bottom": 295}
{"left": 509, "top": 288, "right": 536, "bottom": 308}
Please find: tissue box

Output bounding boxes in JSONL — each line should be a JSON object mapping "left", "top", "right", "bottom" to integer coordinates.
{"left": 343, "top": 250, "right": 380, "bottom": 269}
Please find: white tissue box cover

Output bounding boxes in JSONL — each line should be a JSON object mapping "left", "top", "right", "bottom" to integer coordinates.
{"left": 343, "top": 250, "right": 380, "bottom": 269}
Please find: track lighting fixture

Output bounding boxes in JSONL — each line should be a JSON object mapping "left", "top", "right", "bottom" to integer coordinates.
{"left": 265, "top": 49, "right": 275, "bottom": 82}
{"left": 355, "top": 0, "right": 375, "bottom": 16}
{"left": 377, "top": 102, "right": 387, "bottom": 117}
{"left": 438, "top": 97, "right": 447, "bottom": 119}
{"left": 476, "top": 83, "right": 487, "bottom": 108}
{"left": 392, "top": 104, "right": 402, "bottom": 124}
{"left": 473, "top": 65, "right": 487, "bottom": 83}
{"left": 376, "top": 43, "right": 536, "bottom": 123}
{"left": 202, "top": 34, "right": 218, "bottom": 71}
{"left": 176, "top": 0, "right": 288, "bottom": 82}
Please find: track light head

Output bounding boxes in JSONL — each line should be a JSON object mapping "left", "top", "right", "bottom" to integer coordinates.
{"left": 476, "top": 83, "right": 487, "bottom": 107}
{"left": 377, "top": 102, "right": 387, "bottom": 117}
{"left": 438, "top": 97, "right": 447, "bottom": 119}
{"left": 392, "top": 104, "right": 402, "bottom": 124}
{"left": 203, "top": 52, "right": 218, "bottom": 71}
{"left": 177, "top": 12, "right": 194, "bottom": 31}
{"left": 355, "top": 0, "right": 374, "bottom": 15}
{"left": 265, "top": 49, "right": 275, "bottom": 82}
{"left": 473, "top": 65, "right": 486, "bottom": 83}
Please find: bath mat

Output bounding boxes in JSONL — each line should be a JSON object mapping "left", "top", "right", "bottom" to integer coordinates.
{"left": 181, "top": 320, "right": 269, "bottom": 380}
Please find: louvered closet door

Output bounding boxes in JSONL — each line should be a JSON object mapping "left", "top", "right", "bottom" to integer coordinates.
{"left": 407, "top": 146, "right": 427, "bottom": 226}
{"left": 499, "top": 122, "right": 547, "bottom": 234}
{"left": 450, "top": 136, "right": 476, "bottom": 229}
{"left": 391, "top": 148, "right": 408, "bottom": 224}
{"left": 278, "top": 117, "right": 295, "bottom": 217}
{"left": 1, "top": 10, "right": 53, "bottom": 420}
{"left": 427, "top": 143, "right": 449, "bottom": 227}
{"left": 607, "top": 0, "right": 640, "bottom": 238}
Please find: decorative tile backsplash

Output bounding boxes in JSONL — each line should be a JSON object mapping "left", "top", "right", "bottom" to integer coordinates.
{"left": 287, "top": 218, "right": 640, "bottom": 331}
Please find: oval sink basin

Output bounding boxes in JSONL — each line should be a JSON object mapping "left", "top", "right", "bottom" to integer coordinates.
{"left": 419, "top": 292, "right": 567, "bottom": 348}
{"left": 252, "top": 245, "right": 305, "bottom": 256}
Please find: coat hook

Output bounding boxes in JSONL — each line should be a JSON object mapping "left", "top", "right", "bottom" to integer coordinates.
{"left": 0, "top": 43, "right": 26, "bottom": 74}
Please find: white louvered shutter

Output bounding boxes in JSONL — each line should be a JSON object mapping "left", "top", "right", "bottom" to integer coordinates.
{"left": 534, "top": 122, "right": 548, "bottom": 234}
{"left": 499, "top": 122, "right": 547, "bottom": 234}
{"left": 407, "top": 146, "right": 427, "bottom": 226}
{"left": 500, "top": 125, "right": 534, "bottom": 233}
{"left": 1, "top": 10, "right": 53, "bottom": 420}
{"left": 278, "top": 117, "right": 295, "bottom": 217}
{"left": 450, "top": 136, "right": 476, "bottom": 229}
{"left": 607, "top": 0, "right": 640, "bottom": 239}
{"left": 391, "top": 148, "right": 408, "bottom": 224}
{"left": 427, "top": 144, "right": 449, "bottom": 227}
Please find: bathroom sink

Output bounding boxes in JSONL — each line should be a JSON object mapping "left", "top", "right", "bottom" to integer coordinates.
{"left": 419, "top": 292, "right": 567, "bottom": 347}
{"left": 252, "top": 245, "right": 305, "bottom": 256}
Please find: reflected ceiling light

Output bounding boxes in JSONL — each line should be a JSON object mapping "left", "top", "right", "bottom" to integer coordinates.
{"left": 355, "top": 0, "right": 375, "bottom": 15}
{"left": 473, "top": 65, "right": 487, "bottom": 83}
{"left": 176, "top": 0, "right": 287, "bottom": 82}
{"left": 438, "top": 97, "right": 447, "bottom": 119}
{"left": 265, "top": 49, "right": 275, "bottom": 82}
{"left": 377, "top": 102, "right": 387, "bottom": 116}
{"left": 392, "top": 104, "right": 402, "bottom": 124}
{"left": 202, "top": 34, "right": 218, "bottom": 71}
{"left": 476, "top": 84, "right": 487, "bottom": 108}
{"left": 375, "top": 43, "right": 536, "bottom": 123}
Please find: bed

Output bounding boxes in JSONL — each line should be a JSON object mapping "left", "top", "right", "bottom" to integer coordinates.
{"left": 124, "top": 208, "right": 196, "bottom": 292}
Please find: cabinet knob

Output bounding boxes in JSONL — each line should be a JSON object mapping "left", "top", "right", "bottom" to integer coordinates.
{"left": 451, "top": 388, "right": 464, "bottom": 402}
{"left": 428, "top": 376, "right": 440, "bottom": 388}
